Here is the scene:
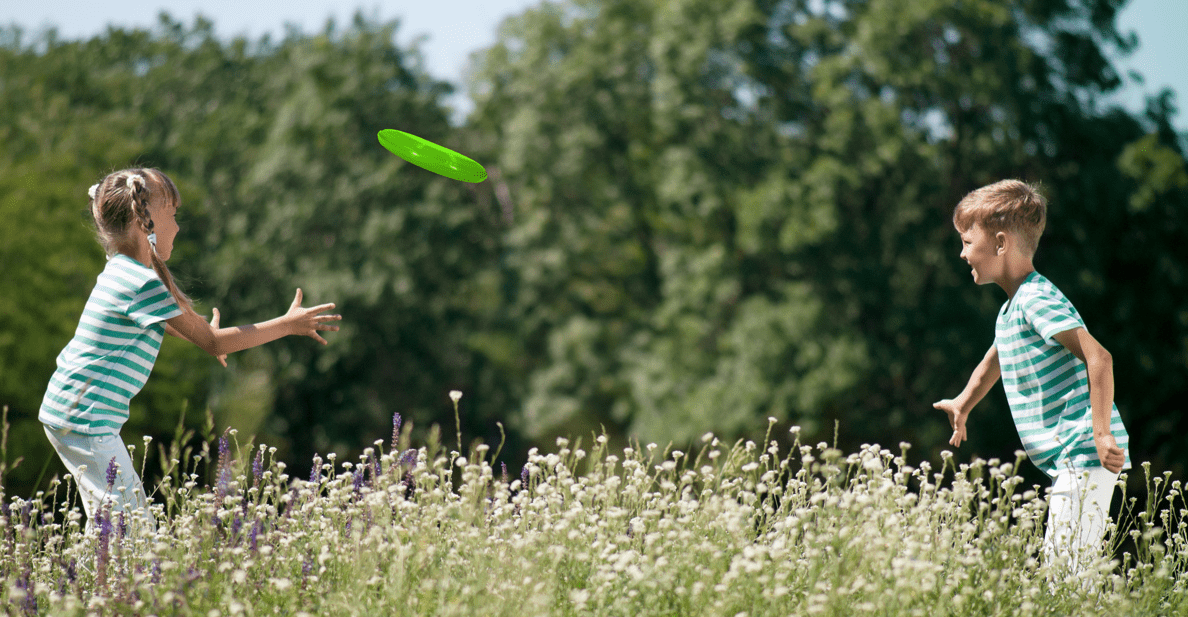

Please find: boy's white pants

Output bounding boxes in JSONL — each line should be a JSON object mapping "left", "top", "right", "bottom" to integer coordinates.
{"left": 1043, "top": 466, "right": 1119, "bottom": 574}
{"left": 43, "top": 425, "right": 155, "bottom": 533}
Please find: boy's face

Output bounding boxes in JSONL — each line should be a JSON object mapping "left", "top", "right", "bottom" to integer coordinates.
{"left": 958, "top": 223, "right": 1003, "bottom": 285}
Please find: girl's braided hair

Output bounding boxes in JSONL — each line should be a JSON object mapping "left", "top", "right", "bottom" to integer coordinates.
{"left": 89, "top": 168, "right": 195, "bottom": 317}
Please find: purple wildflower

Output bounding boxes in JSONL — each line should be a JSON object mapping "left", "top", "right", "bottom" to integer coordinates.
{"left": 521, "top": 466, "right": 529, "bottom": 488}
{"left": 249, "top": 520, "right": 262, "bottom": 552}
{"left": 117, "top": 511, "right": 128, "bottom": 539}
{"left": 96, "top": 506, "right": 113, "bottom": 590}
{"left": 214, "top": 429, "right": 233, "bottom": 506}
{"left": 252, "top": 448, "right": 264, "bottom": 489}
{"left": 373, "top": 451, "right": 382, "bottom": 480}
{"left": 502, "top": 462, "right": 509, "bottom": 484}
{"left": 352, "top": 469, "right": 364, "bottom": 497}
{"left": 391, "top": 412, "right": 402, "bottom": 451}
{"left": 309, "top": 455, "right": 323, "bottom": 485}
{"left": 105, "top": 456, "right": 119, "bottom": 491}
{"left": 16, "top": 568, "right": 37, "bottom": 615}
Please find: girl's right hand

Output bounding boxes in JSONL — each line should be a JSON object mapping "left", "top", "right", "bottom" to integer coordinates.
{"left": 286, "top": 288, "right": 341, "bottom": 344}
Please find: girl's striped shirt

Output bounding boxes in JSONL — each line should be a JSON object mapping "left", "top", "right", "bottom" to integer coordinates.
{"left": 995, "top": 271, "right": 1130, "bottom": 477}
{"left": 39, "top": 255, "right": 182, "bottom": 435}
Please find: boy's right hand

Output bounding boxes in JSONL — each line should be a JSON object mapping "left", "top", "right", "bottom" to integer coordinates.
{"left": 933, "top": 399, "right": 968, "bottom": 447}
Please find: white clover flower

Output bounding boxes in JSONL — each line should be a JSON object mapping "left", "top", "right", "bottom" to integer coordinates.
{"left": 449, "top": 390, "right": 463, "bottom": 403}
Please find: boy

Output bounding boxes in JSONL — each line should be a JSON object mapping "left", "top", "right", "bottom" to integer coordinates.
{"left": 934, "top": 179, "right": 1130, "bottom": 574}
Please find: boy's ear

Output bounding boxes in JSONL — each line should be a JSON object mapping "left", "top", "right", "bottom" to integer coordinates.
{"left": 994, "top": 231, "right": 1008, "bottom": 255}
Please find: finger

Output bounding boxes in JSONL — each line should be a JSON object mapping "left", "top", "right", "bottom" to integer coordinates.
{"left": 210, "top": 308, "right": 221, "bottom": 328}
{"left": 292, "top": 288, "right": 304, "bottom": 310}
{"left": 218, "top": 356, "right": 228, "bottom": 368}
{"left": 311, "top": 333, "right": 328, "bottom": 345}
{"left": 307, "top": 303, "right": 337, "bottom": 314}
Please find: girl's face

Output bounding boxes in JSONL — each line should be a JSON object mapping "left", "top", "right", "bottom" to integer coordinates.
{"left": 147, "top": 190, "right": 179, "bottom": 262}
{"left": 958, "top": 223, "right": 1004, "bottom": 285}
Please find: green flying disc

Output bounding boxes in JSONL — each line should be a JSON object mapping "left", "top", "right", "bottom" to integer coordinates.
{"left": 378, "top": 129, "right": 487, "bottom": 183}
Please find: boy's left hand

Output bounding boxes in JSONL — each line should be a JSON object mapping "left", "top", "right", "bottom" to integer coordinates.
{"left": 1094, "top": 433, "right": 1125, "bottom": 474}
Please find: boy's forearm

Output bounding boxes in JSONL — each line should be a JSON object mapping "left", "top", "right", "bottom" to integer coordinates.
{"left": 1086, "top": 353, "right": 1115, "bottom": 437}
{"left": 957, "top": 347, "right": 1001, "bottom": 412}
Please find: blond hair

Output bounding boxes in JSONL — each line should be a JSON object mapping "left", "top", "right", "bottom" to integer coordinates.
{"left": 953, "top": 179, "right": 1047, "bottom": 256}
{"left": 89, "top": 168, "right": 195, "bottom": 317}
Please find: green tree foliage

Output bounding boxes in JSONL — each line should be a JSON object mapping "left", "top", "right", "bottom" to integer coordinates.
{"left": 0, "top": 15, "right": 504, "bottom": 498}
{"left": 468, "top": 0, "right": 1187, "bottom": 478}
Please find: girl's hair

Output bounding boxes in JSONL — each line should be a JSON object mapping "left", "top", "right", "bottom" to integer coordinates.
{"left": 953, "top": 179, "right": 1047, "bottom": 257}
{"left": 89, "top": 168, "right": 195, "bottom": 316}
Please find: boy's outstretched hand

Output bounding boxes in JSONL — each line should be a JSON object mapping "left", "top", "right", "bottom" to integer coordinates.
{"left": 934, "top": 399, "right": 968, "bottom": 447}
{"left": 1095, "top": 433, "right": 1126, "bottom": 474}
{"left": 286, "top": 288, "right": 341, "bottom": 345}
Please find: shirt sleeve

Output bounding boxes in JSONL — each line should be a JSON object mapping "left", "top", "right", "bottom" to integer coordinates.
{"left": 127, "top": 276, "right": 183, "bottom": 328}
{"left": 1020, "top": 289, "right": 1085, "bottom": 344}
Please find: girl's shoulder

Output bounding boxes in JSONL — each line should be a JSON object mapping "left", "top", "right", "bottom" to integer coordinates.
{"left": 101, "top": 254, "right": 161, "bottom": 289}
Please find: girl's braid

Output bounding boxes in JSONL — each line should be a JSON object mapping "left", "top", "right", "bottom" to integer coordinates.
{"left": 125, "top": 174, "right": 156, "bottom": 249}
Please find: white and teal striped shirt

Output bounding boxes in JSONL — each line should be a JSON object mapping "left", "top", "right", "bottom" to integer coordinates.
{"left": 995, "top": 271, "right": 1130, "bottom": 477}
{"left": 39, "top": 254, "right": 182, "bottom": 435}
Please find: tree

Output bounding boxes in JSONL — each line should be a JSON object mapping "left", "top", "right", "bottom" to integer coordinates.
{"left": 467, "top": 0, "right": 1187, "bottom": 480}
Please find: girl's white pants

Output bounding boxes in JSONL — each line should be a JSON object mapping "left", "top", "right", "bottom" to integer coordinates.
{"left": 1043, "top": 466, "right": 1119, "bottom": 575}
{"left": 43, "top": 425, "right": 155, "bottom": 533}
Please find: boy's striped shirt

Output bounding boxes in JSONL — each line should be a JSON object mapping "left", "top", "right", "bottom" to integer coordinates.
{"left": 995, "top": 272, "right": 1130, "bottom": 477}
{"left": 39, "top": 255, "right": 182, "bottom": 435}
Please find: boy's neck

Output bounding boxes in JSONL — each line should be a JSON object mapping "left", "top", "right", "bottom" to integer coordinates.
{"left": 996, "top": 259, "right": 1036, "bottom": 300}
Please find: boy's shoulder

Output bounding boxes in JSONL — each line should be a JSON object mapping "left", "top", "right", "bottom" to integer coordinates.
{"left": 1014, "top": 271, "right": 1066, "bottom": 306}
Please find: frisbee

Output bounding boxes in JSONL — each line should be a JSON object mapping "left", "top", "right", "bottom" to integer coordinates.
{"left": 378, "top": 129, "right": 487, "bottom": 183}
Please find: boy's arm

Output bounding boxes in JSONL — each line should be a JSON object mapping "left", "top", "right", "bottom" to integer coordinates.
{"left": 934, "top": 345, "right": 1001, "bottom": 447}
{"left": 166, "top": 289, "right": 340, "bottom": 358}
{"left": 1051, "top": 327, "right": 1126, "bottom": 473}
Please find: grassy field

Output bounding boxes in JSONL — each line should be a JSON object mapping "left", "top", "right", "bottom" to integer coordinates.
{"left": 1, "top": 415, "right": 1186, "bottom": 616}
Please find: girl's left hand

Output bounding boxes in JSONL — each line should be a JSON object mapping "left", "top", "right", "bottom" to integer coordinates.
{"left": 210, "top": 309, "right": 228, "bottom": 367}
{"left": 286, "top": 288, "right": 341, "bottom": 345}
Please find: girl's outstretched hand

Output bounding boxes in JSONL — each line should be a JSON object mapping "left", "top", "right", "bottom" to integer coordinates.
{"left": 210, "top": 308, "right": 228, "bottom": 367}
{"left": 286, "top": 288, "right": 341, "bottom": 345}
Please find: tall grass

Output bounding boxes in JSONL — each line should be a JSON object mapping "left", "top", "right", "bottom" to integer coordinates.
{"left": 1, "top": 412, "right": 1185, "bottom": 616}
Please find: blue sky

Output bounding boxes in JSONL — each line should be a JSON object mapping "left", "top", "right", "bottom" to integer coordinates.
{"left": 3, "top": 0, "right": 1185, "bottom": 130}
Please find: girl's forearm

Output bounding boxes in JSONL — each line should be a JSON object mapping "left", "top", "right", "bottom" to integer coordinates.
{"left": 209, "top": 316, "right": 295, "bottom": 356}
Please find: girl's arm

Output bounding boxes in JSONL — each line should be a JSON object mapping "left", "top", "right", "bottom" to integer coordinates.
{"left": 166, "top": 309, "right": 228, "bottom": 366}
{"left": 166, "top": 289, "right": 340, "bottom": 358}
{"left": 1051, "top": 327, "right": 1125, "bottom": 473}
{"left": 934, "top": 345, "right": 1001, "bottom": 447}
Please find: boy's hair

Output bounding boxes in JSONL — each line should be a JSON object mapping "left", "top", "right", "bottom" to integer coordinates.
{"left": 89, "top": 168, "right": 195, "bottom": 316}
{"left": 953, "top": 179, "right": 1047, "bottom": 256}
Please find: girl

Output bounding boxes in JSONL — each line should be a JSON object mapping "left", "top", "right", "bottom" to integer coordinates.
{"left": 39, "top": 168, "right": 341, "bottom": 532}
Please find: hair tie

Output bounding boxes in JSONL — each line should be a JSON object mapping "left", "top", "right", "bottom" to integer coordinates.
{"left": 126, "top": 174, "right": 144, "bottom": 190}
{"left": 87, "top": 184, "right": 100, "bottom": 200}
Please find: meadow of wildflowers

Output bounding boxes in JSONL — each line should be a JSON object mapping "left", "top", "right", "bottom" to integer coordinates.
{"left": 2, "top": 412, "right": 1186, "bottom": 617}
